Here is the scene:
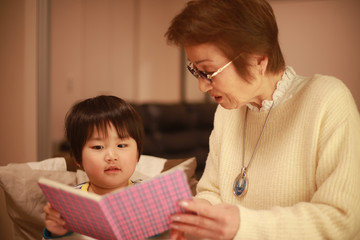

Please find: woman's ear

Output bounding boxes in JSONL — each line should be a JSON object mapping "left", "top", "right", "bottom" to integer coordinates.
{"left": 259, "top": 56, "right": 268, "bottom": 76}
{"left": 254, "top": 55, "right": 268, "bottom": 76}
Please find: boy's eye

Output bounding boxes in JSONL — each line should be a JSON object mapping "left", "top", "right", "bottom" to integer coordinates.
{"left": 118, "top": 144, "right": 127, "bottom": 148}
{"left": 92, "top": 145, "right": 103, "bottom": 150}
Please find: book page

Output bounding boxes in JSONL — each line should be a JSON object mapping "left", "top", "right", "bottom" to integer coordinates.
{"left": 38, "top": 178, "right": 117, "bottom": 239}
{"left": 102, "top": 170, "right": 193, "bottom": 239}
{"left": 39, "top": 170, "right": 192, "bottom": 240}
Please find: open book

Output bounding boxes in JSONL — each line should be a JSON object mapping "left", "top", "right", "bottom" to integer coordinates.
{"left": 38, "top": 169, "right": 192, "bottom": 240}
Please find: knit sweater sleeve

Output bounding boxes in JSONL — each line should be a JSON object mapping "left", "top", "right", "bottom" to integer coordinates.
{"left": 196, "top": 105, "right": 223, "bottom": 205}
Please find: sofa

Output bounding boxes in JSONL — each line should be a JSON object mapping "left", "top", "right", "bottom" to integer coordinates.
{"left": 133, "top": 102, "right": 218, "bottom": 180}
{"left": 0, "top": 102, "right": 218, "bottom": 240}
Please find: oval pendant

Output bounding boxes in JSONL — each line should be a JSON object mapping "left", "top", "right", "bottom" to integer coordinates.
{"left": 233, "top": 168, "right": 248, "bottom": 197}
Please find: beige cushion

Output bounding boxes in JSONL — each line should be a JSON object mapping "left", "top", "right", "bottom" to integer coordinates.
{"left": 0, "top": 155, "right": 197, "bottom": 240}
{"left": 133, "top": 155, "right": 198, "bottom": 195}
{"left": 133, "top": 155, "right": 197, "bottom": 182}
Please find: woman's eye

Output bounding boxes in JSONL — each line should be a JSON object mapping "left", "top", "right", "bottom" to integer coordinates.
{"left": 199, "top": 70, "right": 214, "bottom": 77}
{"left": 118, "top": 144, "right": 127, "bottom": 148}
{"left": 92, "top": 145, "right": 103, "bottom": 150}
{"left": 204, "top": 70, "right": 214, "bottom": 75}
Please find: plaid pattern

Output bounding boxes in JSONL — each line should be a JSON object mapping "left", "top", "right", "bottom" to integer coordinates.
{"left": 38, "top": 170, "right": 192, "bottom": 240}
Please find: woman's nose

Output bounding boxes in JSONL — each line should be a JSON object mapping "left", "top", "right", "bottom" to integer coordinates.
{"left": 198, "top": 77, "right": 212, "bottom": 93}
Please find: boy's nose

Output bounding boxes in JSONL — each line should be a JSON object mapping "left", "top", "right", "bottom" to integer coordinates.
{"left": 105, "top": 148, "right": 118, "bottom": 162}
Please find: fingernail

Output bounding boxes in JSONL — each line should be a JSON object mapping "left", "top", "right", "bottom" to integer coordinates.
{"left": 169, "top": 224, "right": 179, "bottom": 229}
{"left": 179, "top": 200, "right": 189, "bottom": 207}
{"left": 171, "top": 216, "right": 180, "bottom": 221}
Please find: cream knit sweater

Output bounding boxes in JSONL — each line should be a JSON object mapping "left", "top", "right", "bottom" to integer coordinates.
{"left": 196, "top": 70, "right": 360, "bottom": 239}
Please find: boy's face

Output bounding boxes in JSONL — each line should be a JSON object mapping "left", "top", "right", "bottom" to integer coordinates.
{"left": 81, "top": 123, "right": 138, "bottom": 195}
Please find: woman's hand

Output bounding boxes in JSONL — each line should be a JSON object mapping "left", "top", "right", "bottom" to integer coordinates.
{"left": 43, "top": 202, "right": 69, "bottom": 236}
{"left": 170, "top": 198, "right": 240, "bottom": 240}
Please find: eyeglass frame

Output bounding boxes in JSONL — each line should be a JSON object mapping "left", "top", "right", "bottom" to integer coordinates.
{"left": 186, "top": 55, "right": 239, "bottom": 84}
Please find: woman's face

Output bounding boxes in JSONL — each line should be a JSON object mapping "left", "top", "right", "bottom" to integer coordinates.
{"left": 184, "top": 43, "right": 264, "bottom": 109}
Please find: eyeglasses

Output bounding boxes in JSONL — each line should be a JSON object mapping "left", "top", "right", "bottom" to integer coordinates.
{"left": 186, "top": 55, "right": 239, "bottom": 84}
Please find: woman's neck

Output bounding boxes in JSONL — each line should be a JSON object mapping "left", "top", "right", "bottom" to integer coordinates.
{"left": 252, "top": 70, "right": 284, "bottom": 108}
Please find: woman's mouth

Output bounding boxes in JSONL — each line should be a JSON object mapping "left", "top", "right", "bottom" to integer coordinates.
{"left": 214, "top": 96, "right": 222, "bottom": 103}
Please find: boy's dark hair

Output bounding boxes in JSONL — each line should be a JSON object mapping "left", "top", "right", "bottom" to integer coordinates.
{"left": 65, "top": 95, "right": 144, "bottom": 166}
{"left": 165, "top": 0, "right": 285, "bottom": 80}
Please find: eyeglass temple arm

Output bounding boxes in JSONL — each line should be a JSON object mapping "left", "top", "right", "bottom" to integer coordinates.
{"left": 208, "top": 60, "right": 233, "bottom": 78}
{"left": 209, "top": 55, "right": 239, "bottom": 78}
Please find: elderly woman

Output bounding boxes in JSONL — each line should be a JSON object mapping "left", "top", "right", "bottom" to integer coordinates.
{"left": 165, "top": 0, "right": 360, "bottom": 239}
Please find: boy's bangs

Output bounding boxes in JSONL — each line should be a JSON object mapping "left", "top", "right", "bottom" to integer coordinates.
{"left": 86, "top": 119, "right": 130, "bottom": 140}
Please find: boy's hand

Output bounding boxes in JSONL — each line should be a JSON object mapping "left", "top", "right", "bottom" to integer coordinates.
{"left": 44, "top": 202, "right": 69, "bottom": 236}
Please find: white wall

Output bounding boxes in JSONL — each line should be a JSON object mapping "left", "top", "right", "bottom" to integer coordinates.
{"left": 49, "top": 0, "right": 191, "bottom": 146}
{"left": 50, "top": 0, "right": 137, "bottom": 146}
{"left": 49, "top": 0, "right": 360, "bottom": 155}
{"left": 0, "top": 0, "right": 37, "bottom": 164}
{"left": 271, "top": 0, "right": 360, "bottom": 107}
{"left": 0, "top": 1, "right": 37, "bottom": 239}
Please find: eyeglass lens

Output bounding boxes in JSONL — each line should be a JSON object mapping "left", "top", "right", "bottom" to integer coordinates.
{"left": 187, "top": 63, "right": 212, "bottom": 83}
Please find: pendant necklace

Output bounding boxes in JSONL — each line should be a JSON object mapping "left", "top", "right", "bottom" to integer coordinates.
{"left": 233, "top": 102, "right": 274, "bottom": 197}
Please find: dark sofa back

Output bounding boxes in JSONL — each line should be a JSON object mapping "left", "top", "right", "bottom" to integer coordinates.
{"left": 132, "top": 102, "right": 217, "bottom": 180}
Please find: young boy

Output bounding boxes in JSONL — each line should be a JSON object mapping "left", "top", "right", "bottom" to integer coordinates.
{"left": 43, "top": 95, "right": 144, "bottom": 239}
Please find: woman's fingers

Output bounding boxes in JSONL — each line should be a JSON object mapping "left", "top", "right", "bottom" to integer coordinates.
{"left": 170, "top": 199, "right": 240, "bottom": 240}
{"left": 170, "top": 229, "right": 186, "bottom": 240}
{"left": 170, "top": 213, "right": 228, "bottom": 239}
{"left": 171, "top": 209, "right": 220, "bottom": 231}
{"left": 178, "top": 199, "right": 217, "bottom": 218}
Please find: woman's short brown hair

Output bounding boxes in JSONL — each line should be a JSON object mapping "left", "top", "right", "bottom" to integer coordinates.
{"left": 65, "top": 95, "right": 144, "bottom": 166}
{"left": 165, "top": 0, "right": 285, "bottom": 80}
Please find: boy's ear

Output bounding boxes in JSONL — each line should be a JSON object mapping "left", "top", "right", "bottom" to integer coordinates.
{"left": 64, "top": 154, "right": 81, "bottom": 171}
{"left": 69, "top": 154, "right": 83, "bottom": 170}
{"left": 75, "top": 161, "right": 82, "bottom": 169}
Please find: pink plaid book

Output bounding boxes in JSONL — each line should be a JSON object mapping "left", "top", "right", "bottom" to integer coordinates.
{"left": 38, "top": 169, "right": 192, "bottom": 240}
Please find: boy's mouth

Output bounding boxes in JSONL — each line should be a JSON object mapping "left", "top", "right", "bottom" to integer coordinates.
{"left": 104, "top": 166, "right": 120, "bottom": 172}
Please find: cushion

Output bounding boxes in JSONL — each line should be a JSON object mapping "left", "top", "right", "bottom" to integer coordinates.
{"left": 134, "top": 155, "right": 198, "bottom": 195}
{"left": 0, "top": 158, "right": 88, "bottom": 240}
{"left": 0, "top": 155, "right": 197, "bottom": 240}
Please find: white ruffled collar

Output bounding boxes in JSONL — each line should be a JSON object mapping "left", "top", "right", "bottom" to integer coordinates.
{"left": 247, "top": 66, "right": 297, "bottom": 112}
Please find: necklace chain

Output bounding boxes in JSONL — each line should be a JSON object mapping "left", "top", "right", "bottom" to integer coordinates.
{"left": 242, "top": 103, "right": 274, "bottom": 170}
{"left": 233, "top": 102, "right": 274, "bottom": 197}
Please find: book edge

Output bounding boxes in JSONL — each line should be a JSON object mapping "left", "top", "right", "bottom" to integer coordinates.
{"left": 38, "top": 177, "right": 102, "bottom": 202}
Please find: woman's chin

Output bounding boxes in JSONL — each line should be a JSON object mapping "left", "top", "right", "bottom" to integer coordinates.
{"left": 220, "top": 103, "right": 234, "bottom": 110}
{"left": 219, "top": 101, "right": 242, "bottom": 110}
